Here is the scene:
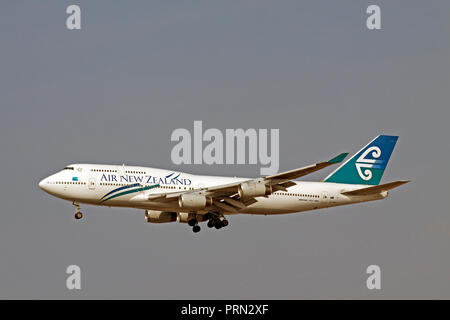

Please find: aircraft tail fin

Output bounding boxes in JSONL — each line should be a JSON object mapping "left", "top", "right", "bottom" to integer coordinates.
{"left": 323, "top": 135, "right": 398, "bottom": 185}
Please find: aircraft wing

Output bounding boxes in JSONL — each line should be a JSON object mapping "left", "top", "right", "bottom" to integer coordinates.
{"left": 140, "top": 152, "right": 348, "bottom": 213}
{"left": 263, "top": 153, "right": 349, "bottom": 185}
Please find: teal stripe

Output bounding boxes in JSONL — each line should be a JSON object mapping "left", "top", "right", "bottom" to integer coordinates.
{"left": 172, "top": 173, "right": 181, "bottom": 180}
{"left": 100, "top": 184, "right": 160, "bottom": 203}
{"left": 100, "top": 183, "right": 141, "bottom": 200}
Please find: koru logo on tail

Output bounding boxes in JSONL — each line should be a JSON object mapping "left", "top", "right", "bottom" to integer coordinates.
{"left": 355, "top": 146, "right": 381, "bottom": 181}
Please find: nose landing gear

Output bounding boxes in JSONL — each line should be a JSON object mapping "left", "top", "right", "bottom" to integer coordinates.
{"left": 73, "top": 201, "right": 83, "bottom": 220}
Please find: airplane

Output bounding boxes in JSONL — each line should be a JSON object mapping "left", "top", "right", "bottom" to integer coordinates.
{"left": 39, "top": 135, "right": 409, "bottom": 233}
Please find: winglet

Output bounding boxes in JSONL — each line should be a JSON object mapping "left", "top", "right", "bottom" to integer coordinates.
{"left": 327, "top": 152, "right": 349, "bottom": 164}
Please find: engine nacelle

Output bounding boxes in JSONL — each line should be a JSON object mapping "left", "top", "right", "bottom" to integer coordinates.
{"left": 178, "top": 193, "right": 213, "bottom": 209}
{"left": 177, "top": 212, "right": 209, "bottom": 223}
{"left": 238, "top": 181, "right": 272, "bottom": 199}
{"left": 145, "top": 210, "right": 177, "bottom": 223}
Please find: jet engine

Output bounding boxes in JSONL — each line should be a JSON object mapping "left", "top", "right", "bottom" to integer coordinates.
{"left": 145, "top": 210, "right": 177, "bottom": 223}
{"left": 177, "top": 212, "right": 208, "bottom": 223}
{"left": 178, "top": 193, "right": 213, "bottom": 209}
{"left": 238, "top": 181, "right": 272, "bottom": 199}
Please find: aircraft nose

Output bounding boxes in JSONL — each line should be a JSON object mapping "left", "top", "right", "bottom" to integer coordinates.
{"left": 39, "top": 178, "right": 47, "bottom": 190}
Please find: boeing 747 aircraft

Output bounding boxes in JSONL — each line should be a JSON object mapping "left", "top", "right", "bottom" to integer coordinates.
{"left": 39, "top": 135, "right": 409, "bottom": 233}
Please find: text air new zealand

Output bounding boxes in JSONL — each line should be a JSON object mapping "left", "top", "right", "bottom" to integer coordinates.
{"left": 39, "top": 135, "right": 409, "bottom": 233}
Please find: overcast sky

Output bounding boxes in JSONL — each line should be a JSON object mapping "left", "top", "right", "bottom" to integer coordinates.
{"left": 0, "top": 0, "right": 449, "bottom": 299}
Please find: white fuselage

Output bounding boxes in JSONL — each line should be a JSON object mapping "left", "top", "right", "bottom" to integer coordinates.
{"left": 39, "top": 164, "right": 387, "bottom": 215}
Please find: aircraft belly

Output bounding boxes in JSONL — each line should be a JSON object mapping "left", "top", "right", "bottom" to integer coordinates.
{"left": 239, "top": 196, "right": 318, "bottom": 215}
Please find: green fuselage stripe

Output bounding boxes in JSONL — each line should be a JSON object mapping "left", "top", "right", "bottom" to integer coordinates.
{"left": 100, "top": 184, "right": 160, "bottom": 203}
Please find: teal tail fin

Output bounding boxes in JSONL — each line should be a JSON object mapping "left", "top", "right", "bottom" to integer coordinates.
{"left": 323, "top": 135, "right": 398, "bottom": 185}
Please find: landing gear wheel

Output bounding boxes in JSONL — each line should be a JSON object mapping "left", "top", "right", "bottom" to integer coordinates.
{"left": 188, "top": 219, "right": 197, "bottom": 227}
{"left": 214, "top": 221, "right": 223, "bottom": 229}
{"left": 222, "top": 219, "right": 229, "bottom": 227}
{"left": 207, "top": 220, "right": 214, "bottom": 228}
{"left": 72, "top": 202, "right": 83, "bottom": 220}
{"left": 192, "top": 225, "right": 201, "bottom": 233}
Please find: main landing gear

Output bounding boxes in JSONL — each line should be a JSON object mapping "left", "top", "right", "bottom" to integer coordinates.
{"left": 73, "top": 201, "right": 83, "bottom": 220}
{"left": 188, "top": 218, "right": 201, "bottom": 233}
{"left": 206, "top": 215, "right": 229, "bottom": 230}
{"left": 187, "top": 214, "right": 229, "bottom": 233}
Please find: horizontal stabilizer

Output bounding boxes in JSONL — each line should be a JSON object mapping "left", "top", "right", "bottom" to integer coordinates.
{"left": 341, "top": 180, "right": 410, "bottom": 196}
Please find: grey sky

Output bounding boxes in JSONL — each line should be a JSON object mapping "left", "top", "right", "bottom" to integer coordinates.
{"left": 0, "top": 0, "right": 449, "bottom": 298}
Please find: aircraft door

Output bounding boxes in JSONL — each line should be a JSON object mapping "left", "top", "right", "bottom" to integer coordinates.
{"left": 197, "top": 183, "right": 205, "bottom": 190}
{"left": 88, "top": 177, "right": 96, "bottom": 190}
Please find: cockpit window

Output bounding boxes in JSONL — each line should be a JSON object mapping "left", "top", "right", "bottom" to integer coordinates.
{"left": 64, "top": 167, "right": 74, "bottom": 170}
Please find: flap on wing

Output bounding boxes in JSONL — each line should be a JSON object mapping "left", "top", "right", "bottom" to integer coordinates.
{"left": 147, "top": 194, "right": 166, "bottom": 200}
{"left": 341, "top": 180, "right": 410, "bottom": 196}
{"left": 147, "top": 191, "right": 184, "bottom": 201}
{"left": 264, "top": 152, "right": 348, "bottom": 184}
